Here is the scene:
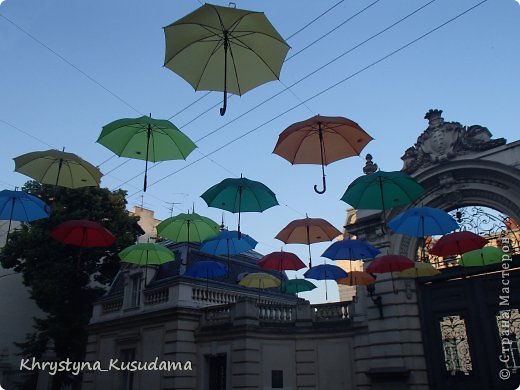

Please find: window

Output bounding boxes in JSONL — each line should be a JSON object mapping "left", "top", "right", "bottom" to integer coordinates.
{"left": 272, "top": 370, "right": 283, "bottom": 388}
{"left": 207, "top": 354, "right": 226, "bottom": 390}
{"left": 129, "top": 274, "right": 141, "bottom": 308}
{"left": 439, "top": 315, "right": 473, "bottom": 375}
{"left": 119, "top": 348, "right": 135, "bottom": 390}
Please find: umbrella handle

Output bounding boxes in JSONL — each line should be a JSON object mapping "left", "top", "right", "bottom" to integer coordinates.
{"left": 220, "top": 34, "right": 229, "bottom": 116}
{"left": 313, "top": 175, "right": 326, "bottom": 194}
{"left": 220, "top": 92, "right": 227, "bottom": 116}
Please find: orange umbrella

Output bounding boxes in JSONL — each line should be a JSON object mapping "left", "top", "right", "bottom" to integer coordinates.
{"left": 273, "top": 115, "right": 372, "bottom": 193}
{"left": 337, "top": 271, "right": 375, "bottom": 286}
{"left": 275, "top": 216, "right": 341, "bottom": 267}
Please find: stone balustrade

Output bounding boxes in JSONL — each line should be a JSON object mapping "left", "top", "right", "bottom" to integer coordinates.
{"left": 144, "top": 287, "right": 169, "bottom": 305}
{"left": 101, "top": 297, "right": 123, "bottom": 314}
{"left": 258, "top": 304, "right": 295, "bottom": 323}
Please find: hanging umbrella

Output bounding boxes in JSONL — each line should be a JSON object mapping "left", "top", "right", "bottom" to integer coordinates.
{"left": 322, "top": 239, "right": 380, "bottom": 273}
{"left": 50, "top": 220, "right": 116, "bottom": 248}
{"left": 200, "top": 230, "right": 257, "bottom": 255}
{"left": 282, "top": 278, "right": 317, "bottom": 296}
{"left": 366, "top": 255, "right": 415, "bottom": 293}
{"left": 341, "top": 171, "right": 424, "bottom": 220}
{"left": 0, "top": 189, "right": 50, "bottom": 242}
{"left": 388, "top": 207, "right": 459, "bottom": 237}
{"left": 119, "top": 243, "right": 175, "bottom": 286}
{"left": 258, "top": 251, "right": 306, "bottom": 272}
{"left": 164, "top": 3, "right": 290, "bottom": 115}
{"left": 429, "top": 231, "right": 487, "bottom": 257}
{"left": 304, "top": 264, "right": 347, "bottom": 300}
{"left": 395, "top": 262, "right": 441, "bottom": 278}
{"left": 336, "top": 271, "right": 375, "bottom": 286}
{"left": 273, "top": 115, "right": 373, "bottom": 193}
{"left": 185, "top": 260, "right": 228, "bottom": 296}
{"left": 156, "top": 212, "right": 220, "bottom": 243}
{"left": 275, "top": 216, "right": 340, "bottom": 267}
{"left": 201, "top": 176, "right": 278, "bottom": 238}
{"left": 460, "top": 246, "right": 503, "bottom": 267}
{"left": 239, "top": 272, "right": 281, "bottom": 300}
{"left": 14, "top": 149, "right": 102, "bottom": 188}
{"left": 97, "top": 116, "right": 196, "bottom": 192}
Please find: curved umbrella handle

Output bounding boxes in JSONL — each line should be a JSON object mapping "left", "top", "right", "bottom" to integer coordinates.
{"left": 220, "top": 92, "right": 227, "bottom": 116}
{"left": 314, "top": 175, "right": 326, "bottom": 194}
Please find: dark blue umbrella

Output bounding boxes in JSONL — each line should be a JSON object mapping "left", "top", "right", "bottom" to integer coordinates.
{"left": 185, "top": 260, "right": 228, "bottom": 295}
{"left": 322, "top": 239, "right": 381, "bottom": 274}
{"left": 200, "top": 230, "right": 257, "bottom": 255}
{"left": 388, "top": 206, "right": 459, "bottom": 237}
{"left": 304, "top": 264, "right": 347, "bottom": 300}
{"left": 0, "top": 190, "right": 50, "bottom": 242}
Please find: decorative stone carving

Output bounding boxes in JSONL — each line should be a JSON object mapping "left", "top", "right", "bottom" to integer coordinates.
{"left": 363, "top": 154, "right": 378, "bottom": 175}
{"left": 401, "top": 109, "right": 506, "bottom": 173}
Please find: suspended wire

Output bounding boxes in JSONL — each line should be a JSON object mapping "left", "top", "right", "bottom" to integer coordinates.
{"left": 96, "top": 155, "right": 117, "bottom": 168}
{"left": 285, "top": 0, "right": 346, "bottom": 40}
{"left": 167, "top": 92, "right": 212, "bottom": 121}
{"left": 126, "top": 0, "right": 488, "bottom": 196}
{"left": 0, "top": 118, "right": 57, "bottom": 149}
{"left": 0, "top": 14, "right": 143, "bottom": 115}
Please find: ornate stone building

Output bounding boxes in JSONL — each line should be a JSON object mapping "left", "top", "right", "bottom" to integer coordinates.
{"left": 79, "top": 109, "right": 520, "bottom": 390}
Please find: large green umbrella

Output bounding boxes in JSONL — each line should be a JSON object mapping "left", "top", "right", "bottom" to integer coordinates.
{"left": 163, "top": 3, "right": 290, "bottom": 115}
{"left": 156, "top": 212, "right": 220, "bottom": 243}
{"left": 97, "top": 116, "right": 196, "bottom": 192}
{"left": 201, "top": 176, "right": 278, "bottom": 238}
{"left": 14, "top": 149, "right": 102, "bottom": 189}
{"left": 341, "top": 171, "right": 424, "bottom": 218}
{"left": 460, "top": 246, "right": 503, "bottom": 267}
{"left": 282, "top": 279, "right": 317, "bottom": 295}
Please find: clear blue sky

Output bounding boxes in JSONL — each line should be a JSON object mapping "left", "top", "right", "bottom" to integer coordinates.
{"left": 1, "top": 0, "right": 519, "bottom": 302}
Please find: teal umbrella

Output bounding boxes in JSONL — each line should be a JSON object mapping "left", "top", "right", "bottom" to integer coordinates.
{"left": 341, "top": 171, "right": 424, "bottom": 219}
{"left": 97, "top": 116, "right": 196, "bottom": 191}
{"left": 201, "top": 176, "right": 278, "bottom": 238}
{"left": 282, "top": 279, "right": 317, "bottom": 295}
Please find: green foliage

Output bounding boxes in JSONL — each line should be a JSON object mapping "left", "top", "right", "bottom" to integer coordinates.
{"left": 0, "top": 181, "right": 141, "bottom": 388}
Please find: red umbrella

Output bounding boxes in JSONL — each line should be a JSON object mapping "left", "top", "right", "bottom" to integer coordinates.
{"left": 258, "top": 251, "right": 306, "bottom": 272}
{"left": 429, "top": 231, "right": 487, "bottom": 257}
{"left": 51, "top": 220, "right": 116, "bottom": 248}
{"left": 366, "top": 255, "right": 415, "bottom": 293}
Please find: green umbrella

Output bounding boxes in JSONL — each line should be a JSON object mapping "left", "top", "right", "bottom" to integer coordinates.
{"left": 341, "top": 171, "right": 424, "bottom": 216}
{"left": 163, "top": 3, "right": 290, "bottom": 115}
{"left": 119, "top": 243, "right": 175, "bottom": 287}
{"left": 156, "top": 212, "right": 220, "bottom": 243}
{"left": 14, "top": 149, "right": 102, "bottom": 189}
{"left": 97, "top": 116, "right": 196, "bottom": 192}
{"left": 460, "top": 246, "right": 503, "bottom": 267}
{"left": 201, "top": 176, "right": 278, "bottom": 237}
{"left": 282, "top": 279, "right": 317, "bottom": 295}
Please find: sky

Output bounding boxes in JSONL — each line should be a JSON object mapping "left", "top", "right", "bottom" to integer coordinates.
{"left": 1, "top": 0, "right": 519, "bottom": 303}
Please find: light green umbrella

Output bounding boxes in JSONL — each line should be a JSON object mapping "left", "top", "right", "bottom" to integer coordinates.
{"left": 97, "top": 116, "right": 196, "bottom": 191}
{"left": 118, "top": 243, "right": 175, "bottom": 265}
{"left": 460, "top": 246, "right": 503, "bottom": 267}
{"left": 156, "top": 212, "right": 220, "bottom": 243}
{"left": 163, "top": 3, "right": 290, "bottom": 115}
{"left": 14, "top": 149, "right": 102, "bottom": 189}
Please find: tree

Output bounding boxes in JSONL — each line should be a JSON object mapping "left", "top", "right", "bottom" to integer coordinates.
{"left": 0, "top": 181, "right": 141, "bottom": 389}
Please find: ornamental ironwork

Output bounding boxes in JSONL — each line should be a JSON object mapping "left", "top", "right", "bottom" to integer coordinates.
{"left": 496, "top": 309, "right": 520, "bottom": 373}
{"left": 439, "top": 315, "right": 473, "bottom": 375}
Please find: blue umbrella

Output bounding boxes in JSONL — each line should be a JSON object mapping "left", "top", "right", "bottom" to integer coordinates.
{"left": 0, "top": 190, "right": 50, "bottom": 242}
{"left": 388, "top": 207, "right": 459, "bottom": 237}
{"left": 185, "top": 260, "right": 228, "bottom": 295}
{"left": 304, "top": 264, "right": 347, "bottom": 300}
{"left": 322, "top": 239, "right": 381, "bottom": 274}
{"left": 200, "top": 230, "right": 257, "bottom": 255}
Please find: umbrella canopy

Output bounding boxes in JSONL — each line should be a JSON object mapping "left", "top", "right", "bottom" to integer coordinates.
{"left": 239, "top": 272, "right": 281, "bottom": 289}
{"left": 273, "top": 115, "right": 373, "bottom": 193}
{"left": 388, "top": 207, "right": 459, "bottom": 237}
{"left": 282, "top": 279, "right": 317, "bottom": 294}
{"left": 201, "top": 176, "right": 278, "bottom": 237}
{"left": 0, "top": 189, "right": 50, "bottom": 242}
{"left": 460, "top": 246, "right": 503, "bottom": 267}
{"left": 14, "top": 149, "right": 102, "bottom": 188}
{"left": 258, "top": 251, "right": 306, "bottom": 271}
{"left": 429, "top": 231, "right": 488, "bottom": 257}
{"left": 50, "top": 220, "right": 116, "bottom": 248}
{"left": 303, "top": 264, "right": 347, "bottom": 280}
{"left": 366, "top": 255, "right": 415, "bottom": 274}
{"left": 200, "top": 230, "right": 257, "bottom": 255}
{"left": 97, "top": 116, "right": 196, "bottom": 192}
{"left": 184, "top": 260, "right": 228, "bottom": 278}
{"left": 275, "top": 216, "right": 340, "bottom": 267}
{"left": 341, "top": 171, "right": 424, "bottom": 215}
{"left": 322, "top": 239, "right": 380, "bottom": 261}
{"left": 119, "top": 243, "right": 175, "bottom": 265}
{"left": 395, "top": 262, "right": 441, "bottom": 278}
{"left": 156, "top": 212, "right": 220, "bottom": 243}
{"left": 164, "top": 3, "right": 290, "bottom": 115}
{"left": 336, "top": 271, "right": 376, "bottom": 286}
